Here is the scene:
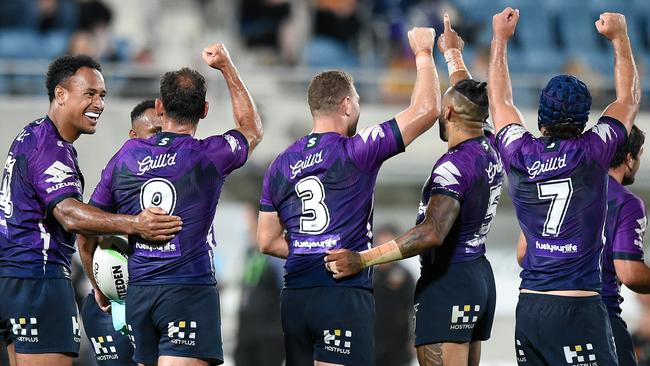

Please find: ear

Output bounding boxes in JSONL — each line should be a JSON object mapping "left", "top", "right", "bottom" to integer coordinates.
{"left": 202, "top": 101, "right": 209, "bottom": 119}
{"left": 625, "top": 152, "right": 635, "bottom": 170}
{"left": 341, "top": 96, "right": 352, "bottom": 117}
{"left": 128, "top": 129, "right": 137, "bottom": 139}
{"left": 54, "top": 85, "right": 66, "bottom": 105}
{"left": 444, "top": 105, "right": 453, "bottom": 121}
{"left": 155, "top": 98, "right": 164, "bottom": 116}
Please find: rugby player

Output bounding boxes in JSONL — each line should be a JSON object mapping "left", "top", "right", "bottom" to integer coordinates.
{"left": 489, "top": 8, "right": 637, "bottom": 364}
{"left": 257, "top": 27, "right": 440, "bottom": 366}
{"left": 79, "top": 43, "right": 262, "bottom": 366}
{"left": 0, "top": 56, "right": 181, "bottom": 366}
{"left": 325, "top": 15, "right": 502, "bottom": 366}
{"left": 80, "top": 99, "right": 162, "bottom": 366}
{"left": 603, "top": 125, "right": 649, "bottom": 365}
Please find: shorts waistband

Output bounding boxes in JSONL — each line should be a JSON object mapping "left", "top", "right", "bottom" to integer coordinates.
{"left": 518, "top": 292, "right": 602, "bottom": 304}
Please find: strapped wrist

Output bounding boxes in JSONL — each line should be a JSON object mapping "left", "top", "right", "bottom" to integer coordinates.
{"left": 359, "top": 240, "right": 403, "bottom": 267}
{"left": 444, "top": 48, "right": 468, "bottom": 76}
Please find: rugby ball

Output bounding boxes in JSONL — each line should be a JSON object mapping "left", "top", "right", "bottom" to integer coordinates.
{"left": 92, "top": 236, "right": 129, "bottom": 301}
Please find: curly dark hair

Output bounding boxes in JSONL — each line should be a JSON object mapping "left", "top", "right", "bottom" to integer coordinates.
{"left": 130, "top": 99, "right": 156, "bottom": 124}
{"left": 307, "top": 70, "right": 355, "bottom": 115}
{"left": 46, "top": 54, "right": 102, "bottom": 102}
{"left": 611, "top": 125, "right": 645, "bottom": 168}
{"left": 159, "top": 67, "right": 207, "bottom": 125}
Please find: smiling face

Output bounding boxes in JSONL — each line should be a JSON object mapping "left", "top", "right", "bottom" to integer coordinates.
{"left": 56, "top": 67, "right": 106, "bottom": 135}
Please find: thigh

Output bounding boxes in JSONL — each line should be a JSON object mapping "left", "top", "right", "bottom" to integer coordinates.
{"left": 15, "top": 352, "right": 73, "bottom": 366}
{"left": 415, "top": 261, "right": 491, "bottom": 346}
{"left": 517, "top": 294, "right": 618, "bottom": 365}
{"left": 609, "top": 316, "right": 638, "bottom": 366}
{"left": 152, "top": 285, "right": 223, "bottom": 365}
{"left": 0, "top": 278, "right": 80, "bottom": 356}
{"left": 82, "top": 293, "right": 136, "bottom": 366}
{"left": 126, "top": 285, "right": 161, "bottom": 365}
{"left": 311, "top": 287, "right": 374, "bottom": 366}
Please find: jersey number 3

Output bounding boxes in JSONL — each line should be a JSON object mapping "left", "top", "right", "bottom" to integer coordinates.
{"left": 537, "top": 178, "right": 573, "bottom": 237}
{"left": 296, "top": 176, "right": 330, "bottom": 234}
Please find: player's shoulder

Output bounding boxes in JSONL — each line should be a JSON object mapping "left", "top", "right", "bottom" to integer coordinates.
{"left": 583, "top": 116, "right": 627, "bottom": 143}
{"left": 495, "top": 123, "right": 534, "bottom": 148}
{"left": 620, "top": 185, "right": 646, "bottom": 214}
{"left": 430, "top": 151, "right": 465, "bottom": 186}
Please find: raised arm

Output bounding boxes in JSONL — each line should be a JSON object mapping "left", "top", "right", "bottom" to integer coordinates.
{"left": 488, "top": 7, "right": 524, "bottom": 134}
{"left": 438, "top": 14, "right": 471, "bottom": 86}
{"left": 597, "top": 13, "right": 640, "bottom": 134}
{"left": 394, "top": 27, "right": 441, "bottom": 147}
{"left": 53, "top": 198, "right": 181, "bottom": 241}
{"left": 325, "top": 194, "right": 460, "bottom": 278}
{"left": 257, "top": 211, "right": 289, "bottom": 259}
{"left": 202, "top": 44, "right": 263, "bottom": 152}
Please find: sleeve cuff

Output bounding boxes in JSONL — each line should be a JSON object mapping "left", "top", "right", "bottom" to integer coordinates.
{"left": 388, "top": 119, "right": 406, "bottom": 153}
{"left": 46, "top": 192, "right": 82, "bottom": 218}
{"left": 430, "top": 188, "right": 463, "bottom": 204}
{"left": 613, "top": 252, "right": 644, "bottom": 261}
{"left": 259, "top": 204, "right": 276, "bottom": 212}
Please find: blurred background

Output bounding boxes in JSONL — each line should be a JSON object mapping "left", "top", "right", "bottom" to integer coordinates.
{"left": 2, "top": 0, "right": 650, "bottom": 365}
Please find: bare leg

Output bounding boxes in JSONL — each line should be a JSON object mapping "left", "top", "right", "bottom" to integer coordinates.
{"left": 417, "top": 342, "right": 470, "bottom": 366}
{"left": 315, "top": 361, "right": 344, "bottom": 366}
{"left": 158, "top": 356, "right": 208, "bottom": 366}
{"left": 468, "top": 341, "right": 482, "bottom": 366}
{"left": 7, "top": 343, "right": 16, "bottom": 366}
{"left": 15, "top": 353, "right": 72, "bottom": 366}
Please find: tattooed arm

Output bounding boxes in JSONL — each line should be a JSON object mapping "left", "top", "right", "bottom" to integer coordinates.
{"left": 324, "top": 195, "right": 460, "bottom": 279}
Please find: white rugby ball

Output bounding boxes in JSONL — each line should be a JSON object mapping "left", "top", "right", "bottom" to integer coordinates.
{"left": 92, "top": 236, "right": 129, "bottom": 301}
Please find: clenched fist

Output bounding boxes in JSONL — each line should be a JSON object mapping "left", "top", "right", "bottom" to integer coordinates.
{"left": 492, "top": 7, "right": 519, "bottom": 40}
{"left": 595, "top": 12, "right": 628, "bottom": 42}
{"left": 202, "top": 43, "right": 233, "bottom": 70}
{"left": 408, "top": 27, "right": 436, "bottom": 55}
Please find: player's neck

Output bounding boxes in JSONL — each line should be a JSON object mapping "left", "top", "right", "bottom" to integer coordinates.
{"left": 311, "top": 115, "right": 348, "bottom": 136}
{"left": 447, "top": 125, "right": 483, "bottom": 149}
{"left": 162, "top": 119, "right": 197, "bottom": 136}
{"left": 48, "top": 108, "right": 81, "bottom": 143}
{"left": 608, "top": 166, "right": 626, "bottom": 184}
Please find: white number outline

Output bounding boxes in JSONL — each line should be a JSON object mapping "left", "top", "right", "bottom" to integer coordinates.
{"left": 478, "top": 183, "right": 502, "bottom": 235}
{"left": 295, "top": 176, "right": 330, "bottom": 234}
{"left": 537, "top": 178, "right": 573, "bottom": 237}
{"left": 0, "top": 154, "right": 16, "bottom": 218}
{"left": 139, "top": 178, "right": 177, "bottom": 214}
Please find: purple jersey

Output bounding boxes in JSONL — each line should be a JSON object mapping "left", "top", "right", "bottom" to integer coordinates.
{"left": 0, "top": 117, "right": 84, "bottom": 278}
{"left": 602, "top": 176, "right": 646, "bottom": 316}
{"left": 260, "top": 119, "right": 404, "bottom": 289}
{"left": 496, "top": 117, "right": 628, "bottom": 291}
{"left": 89, "top": 130, "right": 249, "bottom": 285}
{"left": 416, "top": 135, "right": 504, "bottom": 268}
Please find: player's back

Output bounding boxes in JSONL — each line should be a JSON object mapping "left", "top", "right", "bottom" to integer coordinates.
{"left": 90, "top": 130, "right": 249, "bottom": 285}
{"left": 0, "top": 117, "right": 83, "bottom": 278}
{"left": 602, "top": 176, "right": 646, "bottom": 315}
{"left": 260, "top": 119, "right": 404, "bottom": 289}
{"left": 496, "top": 117, "right": 627, "bottom": 291}
{"left": 417, "top": 135, "right": 504, "bottom": 272}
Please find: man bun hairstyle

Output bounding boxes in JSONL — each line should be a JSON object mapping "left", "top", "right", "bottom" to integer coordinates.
{"left": 452, "top": 79, "right": 489, "bottom": 122}
{"left": 46, "top": 54, "right": 102, "bottom": 102}
{"left": 308, "top": 70, "right": 355, "bottom": 115}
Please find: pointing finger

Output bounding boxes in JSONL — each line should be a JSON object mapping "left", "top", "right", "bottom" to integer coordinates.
{"left": 444, "top": 13, "right": 452, "bottom": 32}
